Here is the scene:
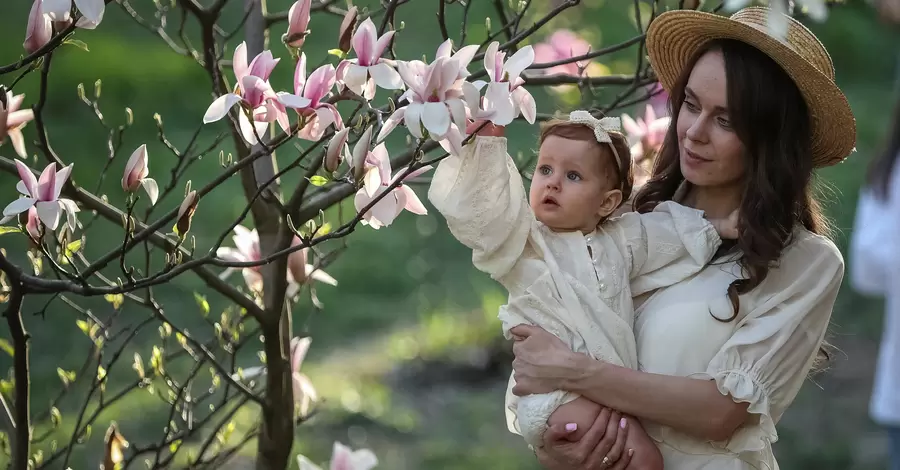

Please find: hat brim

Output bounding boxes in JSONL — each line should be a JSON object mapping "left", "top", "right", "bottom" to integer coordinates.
{"left": 646, "top": 9, "right": 856, "bottom": 167}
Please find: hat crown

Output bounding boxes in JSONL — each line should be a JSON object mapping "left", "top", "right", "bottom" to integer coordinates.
{"left": 730, "top": 7, "right": 835, "bottom": 80}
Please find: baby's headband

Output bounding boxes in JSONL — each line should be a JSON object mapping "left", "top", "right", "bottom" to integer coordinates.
{"left": 567, "top": 110, "right": 624, "bottom": 171}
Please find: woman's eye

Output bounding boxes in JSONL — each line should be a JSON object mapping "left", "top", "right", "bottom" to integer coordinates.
{"left": 717, "top": 117, "right": 732, "bottom": 129}
{"left": 684, "top": 101, "right": 699, "bottom": 112}
{"left": 567, "top": 172, "right": 581, "bottom": 181}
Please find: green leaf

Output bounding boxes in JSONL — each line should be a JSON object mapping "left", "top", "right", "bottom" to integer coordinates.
{"left": 0, "top": 227, "right": 21, "bottom": 236}
{"left": 327, "top": 48, "right": 345, "bottom": 58}
{"left": 317, "top": 222, "right": 332, "bottom": 236}
{"left": 104, "top": 293, "right": 124, "bottom": 309}
{"left": 0, "top": 339, "right": 13, "bottom": 358}
{"left": 193, "top": 292, "right": 210, "bottom": 317}
{"left": 65, "top": 240, "right": 82, "bottom": 257}
{"left": 64, "top": 39, "right": 90, "bottom": 52}
{"left": 308, "top": 175, "right": 328, "bottom": 187}
{"left": 50, "top": 407, "right": 62, "bottom": 428}
{"left": 57, "top": 368, "right": 76, "bottom": 386}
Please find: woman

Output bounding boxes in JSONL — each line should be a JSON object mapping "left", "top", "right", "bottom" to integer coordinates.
{"left": 849, "top": 2, "right": 900, "bottom": 463}
{"left": 508, "top": 7, "right": 856, "bottom": 469}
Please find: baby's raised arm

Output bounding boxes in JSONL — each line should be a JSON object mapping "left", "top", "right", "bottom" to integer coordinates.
{"left": 427, "top": 124, "right": 535, "bottom": 281}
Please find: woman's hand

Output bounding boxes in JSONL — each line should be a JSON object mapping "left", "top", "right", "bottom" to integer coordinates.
{"left": 534, "top": 407, "right": 634, "bottom": 469}
{"left": 510, "top": 324, "right": 583, "bottom": 396}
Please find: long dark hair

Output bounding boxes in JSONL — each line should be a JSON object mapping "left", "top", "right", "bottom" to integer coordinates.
{"left": 634, "top": 39, "right": 832, "bottom": 362}
{"left": 865, "top": 97, "right": 900, "bottom": 199}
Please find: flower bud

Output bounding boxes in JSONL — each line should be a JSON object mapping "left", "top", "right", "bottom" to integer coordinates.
{"left": 337, "top": 6, "right": 358, "bottom": 53}
{"left": 175, "top": 190, "right": 199, "bottom": 237}
{"left": 324, "top": 128, "right": 350, "bottom": 172}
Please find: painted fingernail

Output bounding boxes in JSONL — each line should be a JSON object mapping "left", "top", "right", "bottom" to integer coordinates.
{"left": 565, "top": 423, "right": 577, "bottom": 432}
{"left": 619, "top": 417, "right": 627, "bottom": 429}
{"left": 628, "top": 449, "right": 635, "bottom": 456}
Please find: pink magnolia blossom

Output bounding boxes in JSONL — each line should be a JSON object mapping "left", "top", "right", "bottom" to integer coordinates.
{"left": 239, "top": 336, "right": 318, "bottom": 418}
{"left": 336, "top": 18, "right": 403, "bottom": 100}
{"left": 121, "top": 144, "right": 159, "bottom": 205}
{"left": 297, "top": 441, "right": 378, "bottom": 470}
{"left": 41, "top": 0, "right": 104, "bottom": 28}
{"left": 532, "top": 29, "right": 592, "bottom": 76}
{"left": 646, "top": 82, "right": 670, "bottom": 117}
{"left": 203, "top": 42, "right": 293, "bottom": 145}
{"left": 0, "top": 91, "right": 35, "bottom": 158}
{"left": 622, "top": 103, "right": 671, "bottom": 163}
{"left": 277, "top": 53, "right": 344, "bottom": 141}
{"left": 377, "top": 57, "right": 468, "bottom": 154}
{"left": 174, "top": 190, "right": 199, "bottom": 237}
{"left": 3, "top": 161, "right": 78, "bottom": 232}
{"left": 324, "top": 127, "right": 351, "bottom": 173}
{"left": 23, "top": 0, "right": 52, "bottom": 54}
{"left": 283, "top": 0, "right": 312, "bottom": 48}
{"left": 287, "top": 236, "right": 339, "bottom": 297}
{"left": 433, "top": 39, "right": 480, "bottom": 81}
{"left": 476, "top": 41, "right": 536, "bottom": 124}
{"left": 352, "top": 140, "right": 430, "bottom": 229}
{"left": 23, "top": 206, "right": 42, "bottom": 244}
{"left": 216, "top": 226, "right": 336, "bottom": 293}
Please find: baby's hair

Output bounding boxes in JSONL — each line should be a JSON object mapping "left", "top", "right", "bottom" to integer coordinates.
{"left": 537, "top": 116, "right": 634, "bottom": 210}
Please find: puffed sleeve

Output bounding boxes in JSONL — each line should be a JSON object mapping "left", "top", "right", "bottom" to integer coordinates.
{"left": 427, "top": 136, "right": 534, "bottom": 280}
{"left": 698, "top": 232, "right": 844, "bottom": 453}
{"left": 605, "top": 201, "right": 722, "bottom": 296}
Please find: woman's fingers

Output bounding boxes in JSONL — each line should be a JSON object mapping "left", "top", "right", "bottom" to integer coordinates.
{"left": 574, "top": 407, "right": 612, "bottom": 453}
{"left": 542, "top": 422, "right": 578, "bottom": 444}
{"left": 605, "top": 417, "right": 630, "bottom": 465}
{"left": 607, "top": 448, "right": 635, "bottom": 470}
{"left": 585, "top": 410, "right": 622, "bottom": 468}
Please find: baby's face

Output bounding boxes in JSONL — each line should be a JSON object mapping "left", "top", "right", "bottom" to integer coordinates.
{"left": 529, "top": 135, "right": 621, "bottom": 233}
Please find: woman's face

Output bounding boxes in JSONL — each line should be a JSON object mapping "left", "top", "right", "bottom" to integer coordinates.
{"left": 676, "top": 49, "right": 747, "bottom": 190}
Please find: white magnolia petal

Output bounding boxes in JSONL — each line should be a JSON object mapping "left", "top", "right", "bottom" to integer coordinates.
{"left": 342, "top": 63, "right": 370, "bottom": 93}
{"left": 42, "top": 0, "right": 72, "bottom": 19}
{"left": 485, "top": 82, "right": 515, "bottom": 126}
{"left": 504, "top": 45, "right": 535, "bottom": 80}
{"left": 276, "top": 92, "right": 311, "bottom": 110}
{"left": 307, "top": 267, "right": 338, "bottom": 286}
{"left": 35, "top": 201, "right": 61, "bottom": 230}
{"left": 404, "top": 103, "right": 424, "bottom": 139}
{"left": 58, "top": 198, "right": 79, "bottom": 232}
{"left": 513, "top": 87, "right": 536, "bottom": 124}
{"left": 2, "top": 197, "right": 36, "bottom": 217}
{"left": 446, "top": 98, "right": 468, "bottom": 132}
{"left": 363, "top": 168, "right": 381, "bottom": 197}
{"left": 16, "top": 181, "right": 30, "bottom": 196}
{"left": 9, "top": 130, "right": 27, "bottom": 159}
{"left": 376, "top": 107, "right": 406, "bottom": 143}
{"left": 73, "top": 0, "right": 105, "bottom": 24}
{"left": 420, "top": 102, "right": 451, "bottom": 138}
{"left": 215, "top": 247, "right": 247, "bottom": 263}
{"left": 238, "top": 112, "right": 269, "bottom": 144}
{"left": 368, "top": 62, "right": 404, "bottom": 90}
{"left": 400, "top": 185, "right": 428, "bottom": 215}
{"left": 141, "top": 178, "right": 159, "bottom": 205}
{"left": 203, "top": 94, "right": 242, "bottom": 123}
{"left": 296, "top": 455, "right": 323, "bottom": 470}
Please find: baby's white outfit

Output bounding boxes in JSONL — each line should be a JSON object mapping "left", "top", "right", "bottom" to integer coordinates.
{"left": 427, "top": 136, "right": 722, "bottom": 447}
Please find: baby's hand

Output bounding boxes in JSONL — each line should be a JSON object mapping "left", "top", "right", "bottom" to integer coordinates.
{"left": 466, "top": 120, "right": 505, "bottom": 137}
{"left": 710, "top": 208, "right": 739, "bottom": 240}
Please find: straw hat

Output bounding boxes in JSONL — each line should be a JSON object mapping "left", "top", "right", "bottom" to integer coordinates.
{"left": 646, "top": 7, "right": 856, "bottom": 168}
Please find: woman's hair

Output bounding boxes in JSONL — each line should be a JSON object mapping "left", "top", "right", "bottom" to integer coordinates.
{"left": 538, "top": 118, "right": 635, "bottom": 210}
{"left": 865, "top": 97, "right": 900, "bottom": 199}
{"left": 633, "top": 39, "right": 833, "bottom": 364}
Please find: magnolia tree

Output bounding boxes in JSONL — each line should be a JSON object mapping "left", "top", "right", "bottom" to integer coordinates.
{"left": 0, "top": 0, "right": 832, "bottom": 469}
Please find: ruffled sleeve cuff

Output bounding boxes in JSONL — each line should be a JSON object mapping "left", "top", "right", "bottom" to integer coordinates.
{"left": 693, "top": 366, "right": 778, "bottom": 454}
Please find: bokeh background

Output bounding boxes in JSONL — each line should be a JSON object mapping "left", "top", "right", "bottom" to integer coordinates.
{"left": 0, "top": 0, "right": 899, "bottom": 468}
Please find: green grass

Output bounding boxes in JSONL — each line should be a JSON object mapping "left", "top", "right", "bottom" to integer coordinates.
{"left": 0, "top": 0, "right": 898, "bottom": 468}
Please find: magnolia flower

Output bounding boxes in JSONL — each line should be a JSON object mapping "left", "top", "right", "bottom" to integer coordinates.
{"left": 324, "top": 127, "right": 350, "bottom": 173}
{"left": 433, "top": 39, "right": 480, "bottom": 81}
{"left": 3, "top": 161, "right": 78, "bottom": 232}
{"left": 278, "top": 53, "right": 343, "bottom": 141}
{"left": 297, "top": 441, "right": 378, "bottom": 470}
{"left": 646, "top": 82, "right": 669, "bottom": 117}
{"left": 477, "top": 41, "right": 536, "bottom": 124}
{"left": 24, "top": 0, "right": 52, "bottom": 54}
{"left": 22, "top": 206, "right": 42, "bottom": 245}
{"left": 283, "top": 0, "right": 312, "bottom": 48}
{"left": 41, "top": 0, "right": 105, "bottom": 28}
{"left": 622, "top": 103, "right": 670, "bottom": 163}
{"left": 461, "top": 81, "right": 516, "bottom": 126}
{"left": 336, "top": 18, "right": 403, "bottom": 100}
{"left": 239, "top": 336, "right": 318, "bottom": 418}
{"left": 121, "top": 144, "right": 158, "bottom": 205}
{"left": 1, "top": 91, "right": 35, "bottom": 158}
{"left": 203, "top": 42, "right": 291, "bottom": 145}
{"left": 353, "top": 141, "right": 430, "bottom": 229}
{"left": 216, "top": 226, "right": 337, "bottom": 294}
{"left": 175, "top": 190, "right": 198, "bottom": 237}
{"left": 532, "top": 29, "right": 592, "bottom": 76}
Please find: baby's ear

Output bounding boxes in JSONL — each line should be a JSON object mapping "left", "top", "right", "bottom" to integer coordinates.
{"left": 597, "top": 189, "right": 623, "bottom": 218}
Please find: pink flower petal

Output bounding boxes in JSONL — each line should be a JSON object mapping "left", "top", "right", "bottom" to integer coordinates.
{"left": 352, "top": 18, "right": 378, "bottom": 66}
{"left": 14, "top": 160, "right": 38, "bottom": 197}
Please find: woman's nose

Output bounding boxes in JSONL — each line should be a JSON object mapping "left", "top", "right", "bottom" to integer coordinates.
{"left": 685, "top": 115, "right": 708, "bottom": 143}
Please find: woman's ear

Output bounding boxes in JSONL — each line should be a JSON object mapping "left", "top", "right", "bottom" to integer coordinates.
{"left": 596, "top": 189, "right": 623, "bottom": 218}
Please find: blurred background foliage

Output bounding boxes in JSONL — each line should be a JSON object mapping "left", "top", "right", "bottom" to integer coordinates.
{"left": 0, "top": 0, "right": 898, "bottom": 468}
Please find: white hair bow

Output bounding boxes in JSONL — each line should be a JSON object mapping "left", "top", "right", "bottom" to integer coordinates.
{"left": 567, "top": 110, "right": 622, "bottom": 144}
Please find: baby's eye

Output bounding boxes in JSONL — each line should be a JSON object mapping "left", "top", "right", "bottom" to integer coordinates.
{"left": 538, "top": 165, "right": 552, "bottom": 175}
{"left": 567, "top": 171, "right": 581, "bottom": 181}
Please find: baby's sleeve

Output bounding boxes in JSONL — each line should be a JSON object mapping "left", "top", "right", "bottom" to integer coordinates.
{"left": 606, "top": 201, "right": 721, "bottom": 295}
{"left": 428, "top": 136, "right": 534, "bottom": 280}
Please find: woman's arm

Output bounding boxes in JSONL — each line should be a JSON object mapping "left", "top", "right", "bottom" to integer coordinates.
{"left": 510, "top": 325, "right": 748, "bottom": 442}
{"left": 566, "top": 354, "right": 749, "bottom": 442}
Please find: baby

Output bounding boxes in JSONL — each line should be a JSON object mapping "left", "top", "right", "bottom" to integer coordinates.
{"left": 427, "top": 111, "right": 734, "bottom": 448}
